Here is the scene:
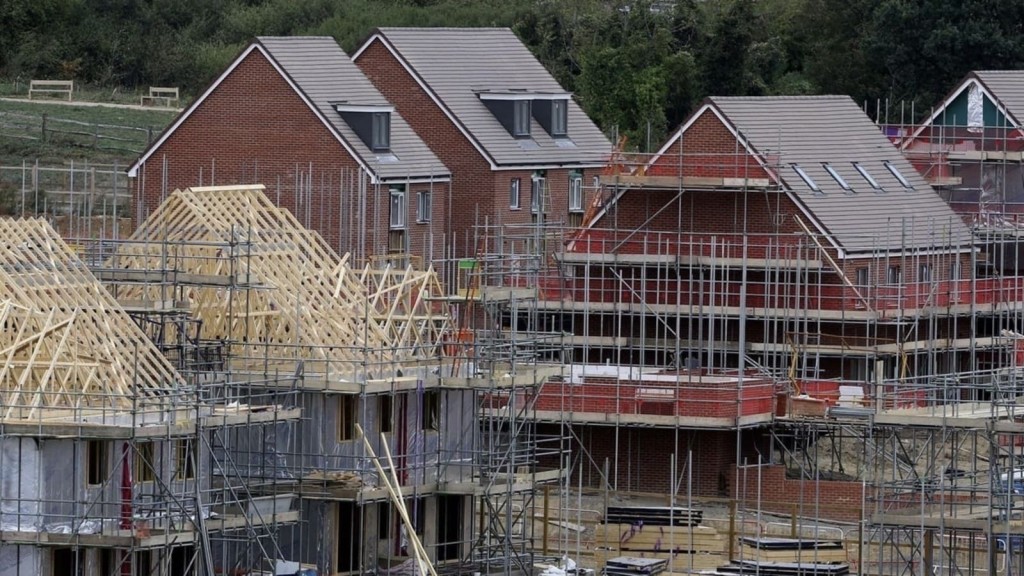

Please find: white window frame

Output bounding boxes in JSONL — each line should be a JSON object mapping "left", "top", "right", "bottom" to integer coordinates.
{"left": 390, "top": 188, "right": 407, "bottom": 229}
{"left": 513, "top": 100, "right": 531, "bottom": 137}
{"left": 569, "top": 175, "right": 584, "bottom": 212}
{"left": 531, "top": 176, "right": 545, "bottom": 213}
{"left": 551, "top": 99, "right": 568, "bottom": 136}
{"left": 416, "top": 190, "right": 431, "bottom": 223}
{"left": 372, "top": 112, "right": 390, "bottom": 151}
{"left": 510, "top": 178, "right": 521, "bottom": 209}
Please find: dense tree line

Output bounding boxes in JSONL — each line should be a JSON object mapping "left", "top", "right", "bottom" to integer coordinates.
{"left": 3, "top": 0, "right": 1024, "bottom": 150}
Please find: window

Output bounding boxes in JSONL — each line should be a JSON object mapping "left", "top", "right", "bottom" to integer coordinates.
{"left": 569, "top": 175, "right": 584, "bottom": 212}
{"left": 338, "top": 396, "right": 356, "bottom": 441}
{"left": 379, "top": 395, "right": 393, "bottom": 434}
{"left": 856, "top": 267, "right": 870, "bottom": 287}
{"left": 791, "top": 164, "right": 821, "bottom": 193}
{"left": 918, "top": 263, "right": 932, "bottom": 282}
{"left": 887, "top": 264, "right": 902, "bottom": 284}
{"left": 390, "top": 187, "right": 407, "bottom": 229}
{"left": 853, "top": 163, "right": 881, "bottom": 190}
{"left": 551, "top": 99, "right": 568, "bottom": 136}
{"left": 531, "top": 175, "right": 545, "bottom": 213}
{"left": 422, "top": 390, "right": 439, "bottom": 431}
{"left": 176, "top": 439, "right": 195, "bottom": 480}
{"left": 417, "top": 191, "right": 431, "bottom": 223}
{"left": 372, "top": 112, "right": 390, "bottom": 151}
{"left": 513, "top": 100, "right": 531, "bottom": 137}
{"left": 509, "top": 178, "right": 521, "bottom": 209}
{"left": 135, "top": 442, "right": 155, "bottom": 483}
{"left": 87, "top": 441, "right": 106, "bottom": 486}
{"left": 884, "top": 161, "right": 914, "bottom": 189}
{"left": 823, "top": 164, "right": 851, "bottom": 191}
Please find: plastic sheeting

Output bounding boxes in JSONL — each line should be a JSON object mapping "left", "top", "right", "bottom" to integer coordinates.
{"left": 968, "top": 83, "right": 984, "bottom": 133}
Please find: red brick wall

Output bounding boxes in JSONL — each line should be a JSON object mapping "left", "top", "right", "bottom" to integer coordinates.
{"left": 730, "top": 464, "right": 867, "bottom": 523}
{"left": 132, "top": 48, "right": 447, "bottom": 265}
{"left": 648, "top": 108, "right": 772, "bottom": 181}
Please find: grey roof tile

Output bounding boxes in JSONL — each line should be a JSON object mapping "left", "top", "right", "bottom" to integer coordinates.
{"left": 973, "top": 70, "right": 1024, "bottom": 124}
{"left": 372, "top": 28, "right": 611, "bottom": 167}
{"left": 709, "top": 95, "right": 973, "bottom": 253}
{"left": 257, "top": 36, "right": 449, "bottom": 181}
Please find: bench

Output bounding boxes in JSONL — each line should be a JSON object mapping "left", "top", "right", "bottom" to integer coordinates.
{"left": 28, "top": 80, "right": 73, "bottom": 101}
{"left": 140, "top": 86, "right": 179, "bottom": 107}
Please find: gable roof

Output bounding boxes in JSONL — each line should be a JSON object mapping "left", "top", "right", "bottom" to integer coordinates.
{"left": 653, "top": 95, "right": 973, "bottom": 255}
{"left": 355, "top": 27, "right": 611, "bottom": 168}
{"left": 904, "top": 70, "right": 1024, "bottom": 146}
{"left": 129, "top": 36, "right": 449, "bottom": 183}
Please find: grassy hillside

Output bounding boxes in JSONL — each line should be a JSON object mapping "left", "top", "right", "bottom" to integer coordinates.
{"left": 0, "top": 95, "right": 178, "bottom": 166}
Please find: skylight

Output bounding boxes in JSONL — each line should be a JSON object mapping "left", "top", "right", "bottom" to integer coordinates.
{"left": 853, "top": 163, "right": 881, "bottom": 190}
{"left": 823, "top": 164, "right": 851, "bottom": 191}
{"left": 791, "top": 164, "right": 821, "bottom": 193}
{"left": 884, "top": 162, "right": 914, "bottom": 189}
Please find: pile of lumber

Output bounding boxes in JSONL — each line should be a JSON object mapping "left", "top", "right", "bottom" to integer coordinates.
{"left": 595, "top": 506, "right": 727, "bottom": 573}
{"left": 603, "top": 557, "right": 667, "bottom": 576}
{"left": 605, "top": 506, "right": 702, "bottom": 527}
{"left": 714, "top": 559, "right": 850, "bottom": 575}
{"left": 737, "top": 537, "right": 847, "bottom": 564}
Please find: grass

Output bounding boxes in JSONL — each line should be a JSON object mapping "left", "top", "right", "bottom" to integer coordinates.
{"left": 0, "top": 96, "right": 179, "bottom": 165}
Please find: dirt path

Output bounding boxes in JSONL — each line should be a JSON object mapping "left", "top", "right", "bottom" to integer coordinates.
{"left": 0, "top": 96, "right": 182, "bottom": 113}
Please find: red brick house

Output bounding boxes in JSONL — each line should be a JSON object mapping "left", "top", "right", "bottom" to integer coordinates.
{"left": 129, "top": 36, "right": 451, "bottom": 265}
{"left": 527, "top": 96, "right": 1001, "bottom": 503}
{"left": 353, "top": 27, "right": 612, "bottom": 259}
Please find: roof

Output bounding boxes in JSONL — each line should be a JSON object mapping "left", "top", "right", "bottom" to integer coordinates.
{"left": 972, "top": 70, "right": 1024, "bottom": 123}
{"left": 130, "top": 37, "right": 449, "bottom": 183}
{"left": 662, "top": 95, "right": 974, "bottom": 254}
{"left": 358, "top": 27, "right": 612, "bottom": 168}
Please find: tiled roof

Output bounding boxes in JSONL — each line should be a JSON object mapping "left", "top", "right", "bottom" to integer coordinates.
{"left": 709, "top": 95, "right": 973, "bottom": 253}
{"left": 972, "top": 70, "right": 1024, "bottom": 124}
{"left": 368, "top": 27, "right": 611, "bottom": 167}
{"left": 258, "top": 36, "right": 448, "bottom": 181}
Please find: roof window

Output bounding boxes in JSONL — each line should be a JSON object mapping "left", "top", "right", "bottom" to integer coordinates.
{"left": 853, "top": 163, "right": 881, "bottom": 190}
{"left": 884, "top": 161, "right": 914, "bottom": 189}
{"left": 823, "top": 164, "right": 851, "bottom": 191}
{"left": 791, "top": 164, "right": 821, "bottom": 193}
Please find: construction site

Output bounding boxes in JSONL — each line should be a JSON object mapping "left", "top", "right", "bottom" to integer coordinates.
{"left": 6, "top": 102, "right": 1024, "bottom": 576}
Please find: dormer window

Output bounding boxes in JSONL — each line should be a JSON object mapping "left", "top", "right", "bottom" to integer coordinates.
{"left": 478, "top": 91, "right": 570, "bottom": 139}
{"left": 333, "top": 103, "right": 394, "bottom": 152}
{"left": 372, "top": 112, "right": 390, "bottom": 151}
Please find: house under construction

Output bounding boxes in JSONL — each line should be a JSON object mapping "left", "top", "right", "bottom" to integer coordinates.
{"left": 11, "top": 84, "right": 1024, "bottom": 576}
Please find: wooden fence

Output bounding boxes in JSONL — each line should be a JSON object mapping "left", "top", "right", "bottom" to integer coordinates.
{"left": 0, "top": 110, "right": 157, "bottom": 155}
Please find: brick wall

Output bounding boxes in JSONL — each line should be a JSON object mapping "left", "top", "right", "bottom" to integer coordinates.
{"left": 133, "top": 48, "right": 447, "bottom": 265}
{"left": 730, "top": 464, "right": 867, "bottom": 523}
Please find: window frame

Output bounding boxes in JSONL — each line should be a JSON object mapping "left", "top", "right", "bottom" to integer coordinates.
{"left": 379, "top": 395, "right": 393, "bottom": 434}
{"left": 389, "top": 188, "right": 407, "bottom": 229}
{"left": 338, "top": 395, "right": 357, "bottom": 442}
{"left": 884, "top": 161, "right": 914, "bottom": 189}
{"left": 86, "top": 440, "right": 106, "bottom": 486}
{"left": 135, "top": 442, "right": 156, "bottom": 483}
{"left": 372, "top": 112, "right": 391, "bottom": 151}
{"left": 568, "top": 175, "right": 584, "bottom": 212}
{"left": 530, "top": 176, "right": 545, "bottom": 213}
{"left": 513, "top": 100, "right": 531, "bottom": 137}
{"left": 551, "top": 99, "right": 568, "bottom": 137}
{"left": 416, "top": 190, "right": 431, "bottom": 223}
{"left": 853, "top": 162, "right": 881, "bottom": 190}
{"left": 509, "top": 178, "right": 521, "bottom": 209}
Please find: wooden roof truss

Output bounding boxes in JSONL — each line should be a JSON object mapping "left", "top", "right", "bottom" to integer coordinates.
{"left": 114, "top": 185, "right": 435, "bottom": 380}
{"left": 0, "top": 218, "right": 184, "bottom": 420}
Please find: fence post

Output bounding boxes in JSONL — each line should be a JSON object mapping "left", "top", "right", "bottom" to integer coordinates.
{"left": 41, "top": 114, "right": 47, "bottom": 142}
{"left": 147, "top": 126, "right": 153, "bottom": 144}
